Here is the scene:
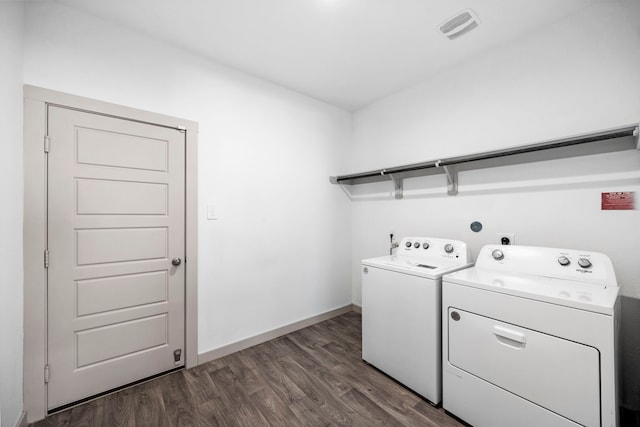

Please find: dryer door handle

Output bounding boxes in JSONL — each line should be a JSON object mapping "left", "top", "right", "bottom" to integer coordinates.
{"left": 493, "top": 325, "right": 527, "bottom": 345}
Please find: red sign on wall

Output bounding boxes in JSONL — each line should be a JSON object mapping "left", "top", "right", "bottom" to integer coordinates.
{"left": 601, "top": 192, "right": 635, "bottom": 210}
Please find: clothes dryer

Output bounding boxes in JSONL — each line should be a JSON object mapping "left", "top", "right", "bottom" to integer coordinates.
{"left": 442, "top": 245, "right": 620, "bottom": 427}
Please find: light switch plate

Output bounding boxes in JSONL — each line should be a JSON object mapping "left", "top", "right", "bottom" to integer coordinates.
{"left": 207, "top": 204, "right": 217, "bottom": 220}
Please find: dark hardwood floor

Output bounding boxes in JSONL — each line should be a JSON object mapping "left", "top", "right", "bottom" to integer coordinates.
{"left": 33, "top": 311, "right": 466, "bottom": 426}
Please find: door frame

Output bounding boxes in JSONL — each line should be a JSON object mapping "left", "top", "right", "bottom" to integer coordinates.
{"left": 23, "top": 85, "right": 199, "bottom": 422}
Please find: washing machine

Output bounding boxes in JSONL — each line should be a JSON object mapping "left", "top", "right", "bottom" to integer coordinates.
{"left": 361, "top": 236, "right": 473, "bottom": 404}
{"left": 442, "top": 245, "right": 620, "bottom": 427}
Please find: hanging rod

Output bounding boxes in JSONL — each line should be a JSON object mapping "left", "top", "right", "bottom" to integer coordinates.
{"left": 329, "top": 160, "right": 440, "bottom": 185}
{"left": 437, "top": 125, "right": 638, "bottom": 168}
{"left": 329, "top": 124, "right": 639, "bottom": 189}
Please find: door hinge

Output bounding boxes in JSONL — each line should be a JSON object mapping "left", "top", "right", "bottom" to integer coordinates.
{"left": 44, "top": 365, "right": 50, "bottom": 383}
{"left": 44, "top": 135, "right": 50, "bottom": 153}
{"left": 44, "top": 250, "right": 49, "bottom": 269}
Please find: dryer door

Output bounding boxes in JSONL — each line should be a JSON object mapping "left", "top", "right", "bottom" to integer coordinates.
{"left": 447, "top": 308, "right": 600, "bottom": 427}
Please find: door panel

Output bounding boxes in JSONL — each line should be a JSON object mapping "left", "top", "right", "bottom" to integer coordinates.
{"left": 75, "top": 227, "right": 168, "bottom": 265}
{"left": 76, "top": 179, "right": 168, "bottom": 215}
{"left": 76, "top": 271, "right": 168, "bottom": 316}
{"left": 47, "top": 106, "right": 185, "bottom": 410}
{"left": 76, "top": 127, "right": 168, "bottom": 171}
{"left": 76, "top": 314, "right": 168, "bottom": 367}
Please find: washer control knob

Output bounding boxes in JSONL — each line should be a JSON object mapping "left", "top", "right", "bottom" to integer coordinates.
{"left": 414, "top": 241, "right": 420, "bottom": 248}
{"left": 557, "top": 256, "right": 570, "bottom": 266}
{"left": 444, "top": 244, "right": 454, "bottom": 253}
{"left": 491, "top": 249, "right": 504, "bottom": 260}
{"left": 405, "top": 241, "right": 412, "bottom": 248}
{"left": 578, "top": 258, "right": 592, "bottom": 268}
{"left": 422, "top": 242, "right": 429, "bottom": 250}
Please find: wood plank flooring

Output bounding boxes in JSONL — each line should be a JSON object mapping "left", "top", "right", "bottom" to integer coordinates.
{"left": 33, "top": 311, "right": 466, "bottom": 427}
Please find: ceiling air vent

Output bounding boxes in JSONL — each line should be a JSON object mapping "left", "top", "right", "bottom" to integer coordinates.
{"left": 438, "top": 9, "right": 480, "bottom": 40}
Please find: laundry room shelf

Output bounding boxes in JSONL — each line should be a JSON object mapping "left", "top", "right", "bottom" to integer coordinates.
{"left": 329, "top": 124, "right": 639, "bottom": 198}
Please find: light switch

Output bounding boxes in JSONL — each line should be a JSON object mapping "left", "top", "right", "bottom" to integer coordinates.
{"left": 207, "top": 204, "right": 218, "bottom": 220}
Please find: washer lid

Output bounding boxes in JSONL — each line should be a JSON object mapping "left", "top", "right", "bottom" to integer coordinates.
{"left": 363, "top": 255, "right": 473, "bottom": 279}
{"left": 444, "top": 267, "right": 619, "bottom": 315}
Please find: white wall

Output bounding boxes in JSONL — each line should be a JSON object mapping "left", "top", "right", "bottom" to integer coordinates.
{"left": 0, "top": 3, "right": 24, "bottom": 427}
{"left": 23, "top": 2, "right": 352, "bottom": 355}
{"left": 350, "top": 1, "right": 640, "bottom": 304}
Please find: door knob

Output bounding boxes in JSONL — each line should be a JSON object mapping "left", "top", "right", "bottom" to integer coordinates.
{"left": 171, "top": 258, "right": 182, "bottom": 266}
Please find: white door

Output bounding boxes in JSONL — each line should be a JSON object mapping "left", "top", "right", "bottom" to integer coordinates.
{"left": 47, "top": 105, "right": 185, "bottom": 410}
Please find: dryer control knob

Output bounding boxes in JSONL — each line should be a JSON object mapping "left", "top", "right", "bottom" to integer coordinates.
{"left": 422, "top": 242, "right": 430, "bottom": 250}
{"left": 444, "top": 244, "right": 454, "bottom": 253}
{"left": 491, "top": 249, "right": 504, "bottom": 260}
{"left": 578, "top": 258, "right": 592, "bottom": 268}
{"left": 557, "top": 256, "right": 570, "bottom": 266}
{"left": 414, "top": 241, "right": 421, "bottom": 248}
{"left": 405, "top": 241, "right": 412, "bottom": 248}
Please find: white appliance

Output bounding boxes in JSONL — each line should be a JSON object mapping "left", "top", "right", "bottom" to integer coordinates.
{"left": 442, "top": 245, "right": 620, "bottom": 427}
{"left": 361, "top": 236, "right": 473, "bottom": 404}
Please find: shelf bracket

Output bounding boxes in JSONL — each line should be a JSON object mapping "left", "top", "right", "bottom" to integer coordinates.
{"left": 387, "top": 173, "right": 404, "bottom": 199}
{"left": 437, "top": 161, "right": 458, "bottom": 196}
{"left": 338, "top": 184, "right": 354, "bottom": 199}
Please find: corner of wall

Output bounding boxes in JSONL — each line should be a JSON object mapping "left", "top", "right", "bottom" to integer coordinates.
{"left": 0, "top": 2, "right": 25, "bottom": 427}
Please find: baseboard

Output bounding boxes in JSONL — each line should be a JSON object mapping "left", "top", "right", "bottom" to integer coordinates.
{"left": 198, "top": 304, "right": 357, "bottom": 364}
{"left": 15, "top": 411, "right": 27, "bottom": 427}
{"left": 351, "top": 303, "right": 362, "bottom": 314}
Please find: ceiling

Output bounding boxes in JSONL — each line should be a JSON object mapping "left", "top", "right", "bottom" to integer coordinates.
{"left": 53, "top": 0, "right": 604, "bottom": 110}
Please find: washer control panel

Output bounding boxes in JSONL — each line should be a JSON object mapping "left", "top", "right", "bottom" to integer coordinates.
{"left": 477, "top": 245, "right": 616, "bottom": 286}
{"left": 400, "top": 237, "right": 471, "bottom": 263}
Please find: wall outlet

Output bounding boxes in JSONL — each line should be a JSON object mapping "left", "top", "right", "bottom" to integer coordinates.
{"left": 498, "top": 233, "right": 515, "bottom": 245}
